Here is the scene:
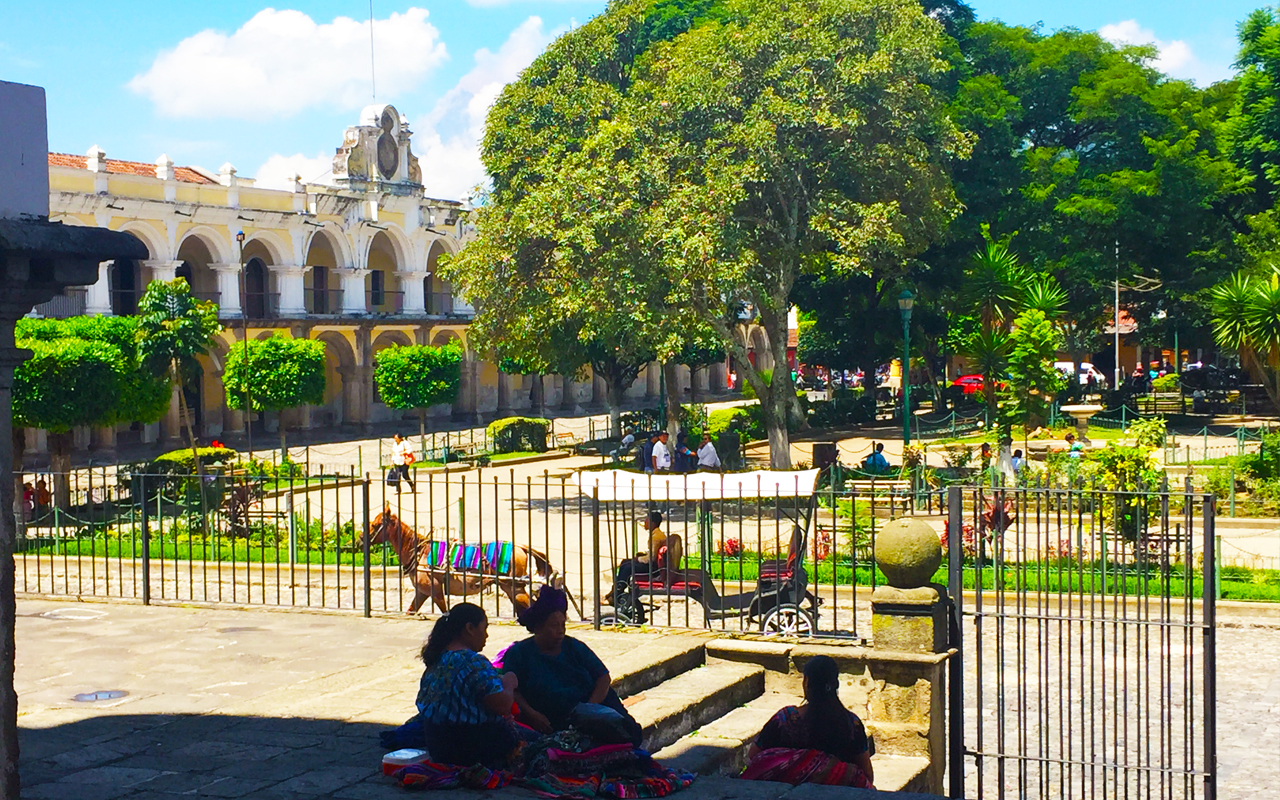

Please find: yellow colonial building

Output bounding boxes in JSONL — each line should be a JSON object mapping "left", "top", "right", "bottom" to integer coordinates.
{"left": 32, "top": 106, "right": 736, "bottom": 457}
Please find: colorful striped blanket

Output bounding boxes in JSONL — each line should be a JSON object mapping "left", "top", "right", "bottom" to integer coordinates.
{"left": 420, "top": 540, "right": 515, "bottom": 575}
{"left": 740, "top": 747, "right": 874, "bottom": 788}
{"left": 392, "top": 741, "right": 695, "bottom": 798}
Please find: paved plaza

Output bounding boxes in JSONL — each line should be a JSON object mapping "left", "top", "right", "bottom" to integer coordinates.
{"left": 8, "top": 597, "right": 1280, "bottom": 798}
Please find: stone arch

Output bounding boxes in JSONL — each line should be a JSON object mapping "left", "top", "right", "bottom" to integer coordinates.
{"left": 315, "top": 331, "right": 360, "bottom": 427}
{"left": 305, "top": 226, "right": 353, "bottom": 269}
{"left": 425, "top": 238, "right": 454, "bottom": 315}
{"left": 174, "top": 230, "right": 225, "bottom": 298}
{"left": 115, "top": 221, "right": 167, "bottom": 261}
{"left": 304, "top": 229, "right": 345, "bottom": 314}
{"left": 240, "top": 230, "right": 289, "bottom": 266}
{"left": 748, "top": 327, "right": 772, "bottom": 371}
{"left": 366, "top": 230, "right": 405, "bottom": 314}
{"left": 177, "top": 225, "right": 233, "bottom": 264}
{"left": 429, "top": 328, "right": 466, "bottom": 355}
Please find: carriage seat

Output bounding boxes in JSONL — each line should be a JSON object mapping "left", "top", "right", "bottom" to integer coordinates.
{"left": 756, "top": 525, "right": 806, "bottom": 584}
{"left": 633, "top": 535, "right": 701, "bottom": 595}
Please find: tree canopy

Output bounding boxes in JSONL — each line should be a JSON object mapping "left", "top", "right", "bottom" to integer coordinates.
{"left": 374, "top": 343, "right": 464, "bottom": 440}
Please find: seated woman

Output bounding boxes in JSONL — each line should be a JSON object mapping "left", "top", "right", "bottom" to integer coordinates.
{"left": 416, "top": 602, "right": 520, "bottom": 768}
{"left": 502, "top": 586, "right": 643, "bottom": 746}
{"left": 742, "top": 655, "right": 874, "bottom": 788}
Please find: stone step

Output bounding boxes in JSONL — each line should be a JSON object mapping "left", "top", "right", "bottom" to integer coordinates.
{"left": 606, "top": 638, "right": 706, "bottom": 698}
{"left": 652, "top": 692, "right": 794, "bottom": 775}
{"left": 627, "top": 661, "right": 765, "bottom": 754}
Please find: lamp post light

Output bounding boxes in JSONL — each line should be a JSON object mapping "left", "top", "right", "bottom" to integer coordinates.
{"left": 235, "top": 230, "right": 252, "bottom": 463}
{"left": 898, "top": 289, "right": 915, "bottom": 451}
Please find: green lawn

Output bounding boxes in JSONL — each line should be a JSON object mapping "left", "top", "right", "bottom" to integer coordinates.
{"left": 20, "top": 538, "right": 403, "bottom": 566}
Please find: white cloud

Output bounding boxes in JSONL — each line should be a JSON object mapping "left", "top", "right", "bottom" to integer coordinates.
{"left": 1100, "top": 20, "right": 1229, "bottom": 85}
{"left": 412, "top": 16, "right": 560, "bottom": 199}
{"left": 129, "top": 8, "right": 447, "bottom": 119}
{"left": 253, "top": 152, "right": 335, "bottom": 191}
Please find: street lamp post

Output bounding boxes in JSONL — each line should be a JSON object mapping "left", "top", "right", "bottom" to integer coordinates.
{"left": 898, "top": 289, "right": 914, "bottom": 451}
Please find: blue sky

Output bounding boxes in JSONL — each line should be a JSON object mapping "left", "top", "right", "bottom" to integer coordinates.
{"left": 0, "top": 0, "right": 1264, "bottom": 200}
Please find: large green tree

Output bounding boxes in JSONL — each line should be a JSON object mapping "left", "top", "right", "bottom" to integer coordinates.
{"left": 373, "top": 343, "right": 464, "bottom": 445}
{"left": 635, "top": 0, "right": 967, "bottom": 466}
{"left": 223, "top": 336, "right": 326, "bottom": 457}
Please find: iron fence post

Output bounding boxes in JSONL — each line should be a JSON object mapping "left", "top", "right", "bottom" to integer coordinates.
{"left": 592, "top": 488, "right": 601, "bottom": 631}
{"left": 140, "top": 474, "right": 150, "bottom": 606}
{"left": 362, "top": 475, "right": 371, "bottom": 618}
{"left": 947, "top": 486, "right": 963, "bottom": 799}
{"left": 1203, "top": 494, "right": 1218, "bottom": 800}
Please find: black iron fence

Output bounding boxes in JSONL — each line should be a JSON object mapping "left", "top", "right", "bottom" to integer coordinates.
{"left": 947, "top": 484, "right": 1216, "bottom": 800}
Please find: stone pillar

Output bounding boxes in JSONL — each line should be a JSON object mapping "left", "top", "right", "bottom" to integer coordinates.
{"left": 454, "top": 360, "right": 482, "bottom": 424}
{"left": 90, "top": 425, "right": 117, "bottom": 457}
{"left": 337, "top": 268, "right": 370, "bottom": 315}
{"left": 85, "top": 261, "right": 113, "bottom": 315}
{"left": 398, "top": 270, "right": 428, "bottom": 315}
{"left": 144, "top": 259, "right": 181, "bottom": 283}
{"left": 870, "top": 517, "right": 949, "bottom": 792}
{"left": 271, "top": 264, "right": 311, "bottom": 318}
{"left": 210, "top": 262, "right": 243, "bottom": 318}
{"left": 496, "top": 371, "right": 514, "bottom": 416}
{"left": 644, "top": 363, "right": 659, "bottom": 399}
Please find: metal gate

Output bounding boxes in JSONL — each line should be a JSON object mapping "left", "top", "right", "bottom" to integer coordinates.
{"left": 947, "top": 484, "right": 1216, "bottom": 799}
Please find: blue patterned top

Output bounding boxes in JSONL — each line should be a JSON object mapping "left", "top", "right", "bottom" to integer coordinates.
{"left": 417, "top": 649, "right": 505, "bottom": 726}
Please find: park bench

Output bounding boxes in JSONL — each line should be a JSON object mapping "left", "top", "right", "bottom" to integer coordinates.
{"left": 554, "top": 432, "right": 584, "bottom": 453}
{"left": 845, "top": 479, "right": 912, "bottom": 495}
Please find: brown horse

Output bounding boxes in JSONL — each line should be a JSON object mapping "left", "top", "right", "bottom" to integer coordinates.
{"left": 367, "top": 507, "right": 557, "bottom": 615}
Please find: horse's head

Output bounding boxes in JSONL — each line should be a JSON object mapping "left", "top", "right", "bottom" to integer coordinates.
{"left": 368, "top": 505, "right": 398, "bottom": 546}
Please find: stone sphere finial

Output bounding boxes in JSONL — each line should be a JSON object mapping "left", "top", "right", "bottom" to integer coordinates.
{"left": 875, "top": 518, "right": 942, "bottom": 589}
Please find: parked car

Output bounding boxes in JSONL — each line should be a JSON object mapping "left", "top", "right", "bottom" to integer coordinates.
{"left": 952, "top": 374, "right": 986, "bottom": 395}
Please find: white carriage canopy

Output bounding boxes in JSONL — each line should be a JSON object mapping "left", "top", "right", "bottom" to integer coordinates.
{"left": 572, "top": 469, "right": 822, "bottom": 503}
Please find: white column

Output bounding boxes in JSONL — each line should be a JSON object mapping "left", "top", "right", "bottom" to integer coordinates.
{"left": 337, "top": 268, "right": 370, "bottom": 315}
{"left": 209, "top": 262, "right": 243, "bottom": 318}
{"left": 398, "top": 270, "right": 428, "bottom": 315}
{"left": 144, "top": 259, "right": 181, "bottom": 283}
{"left": 85, "top": 261, "right": 113, "bottom": 315}
{"left": 271, "top": 264, "right": 312, "bottom": 318}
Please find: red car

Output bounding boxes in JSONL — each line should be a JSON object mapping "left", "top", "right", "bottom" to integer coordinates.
{"left": 952, "top": 374, "right": 985, "bottom": 395}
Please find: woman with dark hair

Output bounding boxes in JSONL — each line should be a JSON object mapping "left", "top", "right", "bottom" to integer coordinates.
{"left": 742, "top": 655, "right": 874, "bottom": 787}
{"left": 502, "top": 587, "right": 643, "bottom": 746}
{"left": 416, "top": 603, "right": 520, "bottom": 768}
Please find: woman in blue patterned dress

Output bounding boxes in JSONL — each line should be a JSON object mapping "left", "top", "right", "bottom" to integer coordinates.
{"left": 416, "top": 603, "right": 520, "bottom": 767}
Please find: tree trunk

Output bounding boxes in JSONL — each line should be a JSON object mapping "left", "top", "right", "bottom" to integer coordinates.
{"left": 279, "top": 420, "right": 288, "bottom": 467}
{"left": 662, "top": 362, "right": 682, "bottom": 436}
{"left": 606, "top": 381, "right": 623, "bottom": 438}
{"left": 49, "top": 431, "right": 72, "bottom": 509}
{"left": 751, "top": 309, "right": 795, "bottom": 470}
{"left": 419, "top": 408, "right": 427, "bottom": 456}
{"left": 530, "top": 374, "right": 544, "bottom": 416}
{"left": 174, "top": 362, "right": 206, "bottom": 486}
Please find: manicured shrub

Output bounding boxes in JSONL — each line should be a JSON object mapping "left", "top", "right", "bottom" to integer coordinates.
{"left": 486, "top": 417, "right": 551, "bottom": 453}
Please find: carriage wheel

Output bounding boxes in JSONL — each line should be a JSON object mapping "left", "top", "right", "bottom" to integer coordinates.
{"left": 598, "top": 606, "right": 637, "bottom": 627}
{"left": 761, "top": 604, "right": 815, "bottom": 636}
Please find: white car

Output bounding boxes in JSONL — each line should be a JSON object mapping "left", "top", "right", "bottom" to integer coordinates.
{"left": 1054, "top": 362, "right": 1108, "bottom": 388}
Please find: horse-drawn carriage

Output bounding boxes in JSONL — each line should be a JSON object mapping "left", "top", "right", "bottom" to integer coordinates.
{"left": 575, "top": 469, "right": 823, "bottom": 636}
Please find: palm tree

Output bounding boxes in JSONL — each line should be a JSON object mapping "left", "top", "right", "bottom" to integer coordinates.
{"left": 1209, "top": 269, "right": 1280, "bottom": 409}
{"left": 964, "top": 241, "right": 1029, "bottom": 332}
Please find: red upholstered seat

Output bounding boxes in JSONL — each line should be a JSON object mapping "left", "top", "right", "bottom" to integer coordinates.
{"left": 669, "top": 581, "right": 701, "bottom": 591}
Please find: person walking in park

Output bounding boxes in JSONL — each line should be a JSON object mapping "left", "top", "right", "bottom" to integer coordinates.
{"left": 389, "top": 433, "right": 417, "bottom": 493}
{"left": 697, "top": 434, "right": 722, "bottom": 472}
{"left": 652, "top": 431, "right": 672, "bottom": 473}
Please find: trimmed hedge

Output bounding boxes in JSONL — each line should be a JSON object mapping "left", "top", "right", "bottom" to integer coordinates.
{"left": 486, "top": 417, "right": 551, "bottom": 454}
{"left": 151, "top": 446, "right": 238, "bottom": 474}
{"left": 706, "top": 405, "right": 765, "bottom": 441}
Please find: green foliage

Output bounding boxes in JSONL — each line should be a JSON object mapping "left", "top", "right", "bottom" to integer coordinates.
{"left": 373, "top": 343, "right": 463, "bottom": 411}
{"left": 1240, "top": 430, "right": 1280, "bottom": 480}
{"left": 1128, "top": 417, "right": 1168, "bottom": 449}
{"left": 1091, "top": 445, "right": 1163, "bottom": 543}
{"left": 136, "top": 279, "right": 221, "bottom": 378}
{"left": 706, "top": 405, "right": 765, "bottom": 442}
{"left": 739, "top": 369, "right": 771, "bottom": 401}
{"left": 486, "top": 417, "right": 551, "bottom": 454}
{"left": 807, "top": 388, "right": 875, "bottom": 428}
{"left": 151, "top": 447, "right": 239, "bottom": 473}
{"left": 13, "top": 338, "right": 127, "bottom": 432}
{"left": 223, "top": 336, "right": 326, "bottom": 413}
{"left": 1150, "top": 373, "right": 1180, "bottom": 392}
{"left": 1002, "top": 307, "right": 1065, "bottom": 429}
{"left": 14, "top": 315, "right": 170, "bottom": 427}
{"left": 1209, "top": 269, "right": 1280, "bottom": 408}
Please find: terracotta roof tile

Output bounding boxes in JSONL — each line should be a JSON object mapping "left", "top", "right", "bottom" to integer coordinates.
{"left": 48, "top": 153, "right": 217, "bottom": 185}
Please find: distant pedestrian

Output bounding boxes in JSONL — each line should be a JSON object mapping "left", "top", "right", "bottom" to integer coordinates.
{"left": 637, "top": 431, "right": 658, "bottom": 473}
{"left": 862, "top": 442, "right": 889, "bottom": 474}
{"left": 697, "top": 434, "right": 722, "bottom": 472}
{"left": 34, "top": 479, "right": 50, "bottom": 515}
{"left": 652, "top": 431, "right": 672, "bottom": 473}
{"left": 1011, "top": 449, "right": 1025, "bottom": 472}
{"left": 388, "top": 433, "right": 416, "bottom": 492}
{"left": 1065, "top": 432, "right": 1083, "bottom": 459}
